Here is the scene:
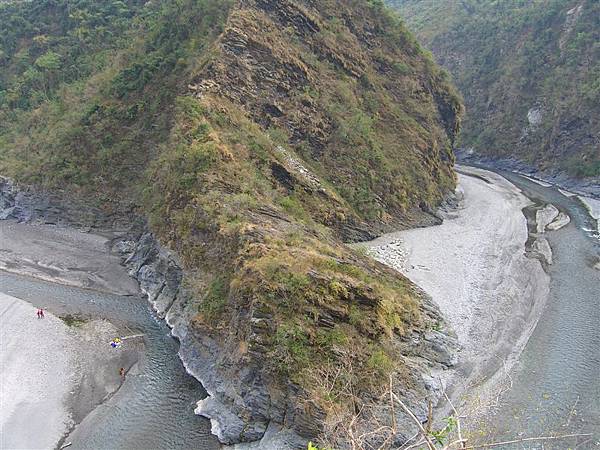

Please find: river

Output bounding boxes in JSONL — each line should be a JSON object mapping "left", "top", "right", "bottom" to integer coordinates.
{"left": 482, "top": 170, "right": 600, "bottom": 449}
{"left": 1, "top": 166, "right": 598, "bottom": 449}
{"left": 0, "top": 271, "right": 219, "bottom": 450}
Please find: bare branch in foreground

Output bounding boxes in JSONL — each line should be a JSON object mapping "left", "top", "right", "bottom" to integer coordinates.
{"left": 389, "top": 377, "right": 436, "bottom": 450}
{"left": 460, "top": 433, "right": 592, "bottom": 449}
{"left": 313, "top": 359, "right": 592, "bottom": 450}
{"left": 443, "top": 392, "right": 466, "bottom": 449}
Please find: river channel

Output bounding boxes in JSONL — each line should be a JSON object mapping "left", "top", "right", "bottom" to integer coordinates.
{"left": 0, "top": 271, "right": 219, "bottom": 450}
{"left": 482, "top": 170, "right": 600, "bottom": 449}
{"left": 1, "top": 166, "right": 598, "bottom": 449}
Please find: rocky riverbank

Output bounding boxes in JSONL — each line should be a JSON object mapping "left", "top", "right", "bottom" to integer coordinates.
{"left": 108, "top": 228, "right": 317, "bottom": 449}
{"left": 455, "top": 149, "right": 600, "bottom": 200}
{"left": 578, "top": 196, "right": 600, "bottom": 236}
{"left": 0, "top": 175, "right": 459, "bottom": 448}
{"left": 111, "top": 225, "right": 459, "bottom": 449}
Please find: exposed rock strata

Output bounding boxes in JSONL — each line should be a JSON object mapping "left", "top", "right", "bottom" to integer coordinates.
{"left": 0, "top": 177, "right": 459, "bottom": 447}
{"left": 187, "top": 0, "right": 462, "bottom": 238}
{"left": 114, "top": 231, "right": 459, "bottom": 446}
{"left": 0, "top": 177, "right": 132, "bottom": 231}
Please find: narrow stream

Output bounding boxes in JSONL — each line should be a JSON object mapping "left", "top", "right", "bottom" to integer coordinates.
{"left": 482, "top": 170, "right": 600, "bottom": 448}
{"left": 0, "top": 272, "right": 219, "bottom": 450}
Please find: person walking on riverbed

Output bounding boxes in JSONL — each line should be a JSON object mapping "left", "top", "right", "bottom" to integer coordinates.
{"left": 39, "top": 308, "right": 45, "bottom": 319}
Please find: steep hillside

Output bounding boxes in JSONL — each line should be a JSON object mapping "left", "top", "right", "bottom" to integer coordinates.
{"left": 0, "top": 0, "right": 462, "bottom": 446}
{"left": 390, "top": 0, "right": 600, "bottom": 179}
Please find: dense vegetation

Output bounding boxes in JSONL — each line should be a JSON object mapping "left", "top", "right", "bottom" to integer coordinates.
{"left": 390, "top": 0, "right": 600, "bottom": 177}
{"left": 0, "top": 0, "right": 232, "bottom": 193}
{"left": 0, "top": 0, "right": 462, "bottom": 443}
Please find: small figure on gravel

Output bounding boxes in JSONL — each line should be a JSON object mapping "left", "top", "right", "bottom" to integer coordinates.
{"left": 36, "top": 308, "right": 45, "bottom": 319}
{"left": 119, "top": 367, "right": 125, "bottom": 380}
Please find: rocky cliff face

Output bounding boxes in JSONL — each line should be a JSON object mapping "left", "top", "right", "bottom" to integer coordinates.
{"left": 189, "top": 0, "right": 462, "bottom": 228}
{"left": 0, "top": 0, "right": 463, "bottom": 447}
{"left": 390, "top": 0, "right": 600, "bottom": 183}
{"left": 0, "top": 177, "right": 458, "bottom": 447}
{"left": 141, "top": 2, "right": 462, "bottom": 445}
{"left": 113, "top": 233, "right": 457, "bottom": 449}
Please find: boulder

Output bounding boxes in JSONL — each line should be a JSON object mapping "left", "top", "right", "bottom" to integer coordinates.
{"left": 547, "top": 212, "right": 571, "bottom": 231}
{"left": 536, "top": 204, "right": 559, "bottom": 233}
{"left": 532, "top": 237, "right": 553, "bottom": 265}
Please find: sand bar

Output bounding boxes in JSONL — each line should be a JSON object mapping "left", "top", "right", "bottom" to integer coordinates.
{"left": 0, "top": 220, "right": 138, "bottom": 296}
{"left": 1, "top": 293, "right": 75, "bottom": 449}
{"left": 365, "top": 166, "right": 549, "bottom": 399}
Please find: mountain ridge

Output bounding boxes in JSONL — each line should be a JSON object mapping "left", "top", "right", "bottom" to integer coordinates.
{"left": 389, "top": 0, "right": 600, "bottom": 181}
{"left": 0, "top": 0, "right": 462, "bottom": 446}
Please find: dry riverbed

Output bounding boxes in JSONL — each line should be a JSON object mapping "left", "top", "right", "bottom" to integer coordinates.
{"left": 0, "top": 222, "right": 143, "bottom": 450}
{"left": 362, "top": 166, "right": 550, "bottom": 415}
{"left": 0, "top": 220, "right": 139, "bottom": 296}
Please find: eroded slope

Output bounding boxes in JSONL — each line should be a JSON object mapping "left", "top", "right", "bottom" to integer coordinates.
{"left": 0, "top": 0, "right": 462, "bottom": 446}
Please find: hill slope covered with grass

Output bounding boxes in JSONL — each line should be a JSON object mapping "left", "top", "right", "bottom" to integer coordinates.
{"left": 390, "top": 0, "right": 600, "bottom": 179}
{"left": 0, "top": 0, "right": 462, "bottom": 445}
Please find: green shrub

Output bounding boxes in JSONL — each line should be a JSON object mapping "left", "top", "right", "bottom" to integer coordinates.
{"left": 367, "top": 347, "right": 394, "bottom": 377}
{"left": 199, "top": 276, "right": 230, "bottom": 319}
{"left": 278, "top": 195, "right": 310, "bottom": 222}
{"left": 274, "top": 323, "right": 310, "bottom": 374}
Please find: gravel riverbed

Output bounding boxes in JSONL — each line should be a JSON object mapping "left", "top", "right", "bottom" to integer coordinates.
{"left": 362, "top": 166, "right": 550, "bottom": 416}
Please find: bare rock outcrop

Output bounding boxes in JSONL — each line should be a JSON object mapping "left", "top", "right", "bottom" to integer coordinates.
{"left": 110, "top": 230, "right": 459, "bottom": 447}
{"left": 531, "top": 237, "right": 553, "bottom": 266}
{"left": 547, "top": 212, "right": 571, "bottom": 231}
{"left": 536, "top": 204, "right": 560, "bottom": 233}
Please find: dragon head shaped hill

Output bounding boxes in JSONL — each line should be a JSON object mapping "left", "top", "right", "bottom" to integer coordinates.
{"left": 0, "top": 0, "right": 463, "bottom": 446}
